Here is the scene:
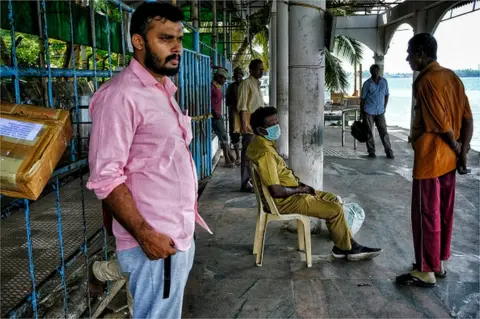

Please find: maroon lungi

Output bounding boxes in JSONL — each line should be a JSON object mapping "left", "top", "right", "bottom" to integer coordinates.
{"left": 411, "top": 169, "right": 456, "bottom": 272}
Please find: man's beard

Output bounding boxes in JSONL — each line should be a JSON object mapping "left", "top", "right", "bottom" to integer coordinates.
{"left": 144, "top": 42, "right": 180, "bottom": 76}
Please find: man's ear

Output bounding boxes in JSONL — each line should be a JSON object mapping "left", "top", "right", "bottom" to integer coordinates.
{"left": 257, "top": 127, "right": 267, "bottom": 136}
{"left": 132, "top": 34, "right": 145, "bottom": 51}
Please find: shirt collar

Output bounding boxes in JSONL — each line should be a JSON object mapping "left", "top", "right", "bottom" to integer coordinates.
{"left": 248, "top": 75, "right": 261, "bottom": 86}
{"left": 257, "top": 135, "right": 275, "bottom": 147}
{"left": 129, "top": 58, "right": 177, "bottom": 96}
{"left": 369, "top": 76, "right": 383, "bottom": 83}
{"left": 213, "top": 81, "right": 223, "bottom": 89}
{"left": 417, "top": 61, "right": 440, "bottom": 79}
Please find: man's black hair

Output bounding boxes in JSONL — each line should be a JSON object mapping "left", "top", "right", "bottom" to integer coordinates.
{"left": 408, "top": 33, "right": 438, "bottom": 60}
{"left": 370, "top": 64, "right": 380, "bottom": 72}
{"left": 250, "top": 107, "right": 277, "bottom": 135}
{"left": 130, "top": 2, "right": 185, "bottom": 40}
{"left": 249, "top": 59, "right": 263, "bottom": 70}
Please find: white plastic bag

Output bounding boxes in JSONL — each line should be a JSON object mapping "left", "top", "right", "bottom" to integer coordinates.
{"left": 342, "top": 202, "right": 365, "bottom": 237}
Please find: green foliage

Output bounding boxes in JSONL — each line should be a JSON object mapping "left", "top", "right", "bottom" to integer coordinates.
{"left": 325, "top": 49, "right": 349, "bottom": 93}
{"left": 253, "top": 29, "right": 269, "bottom": 71}
{"left": 325, "top": 36, "right": 364, "bottom": 92}
{"left": 0, "top": 30, "right": 67, "bottom": 67}
{"left": 333, "top": 35, "right": 364, "bottom": 65}
{"left": 94, "top": 0, "right": 123, "bottom": 23}
{"left": 0, "top": 29, "right": 129, "bottom": 70}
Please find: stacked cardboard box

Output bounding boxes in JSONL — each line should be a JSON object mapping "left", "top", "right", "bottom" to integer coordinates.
{"left": 0, "top": 103, "right": 72, "bottom": 200}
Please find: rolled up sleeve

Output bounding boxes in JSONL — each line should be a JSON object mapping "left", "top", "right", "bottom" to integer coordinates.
{"left": 86, "top": 90, "right": 138, "bottom": 199}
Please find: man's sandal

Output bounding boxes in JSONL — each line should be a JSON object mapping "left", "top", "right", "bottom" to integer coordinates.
{"left": 412, "top": 263, "right": 447, "bottom": 278}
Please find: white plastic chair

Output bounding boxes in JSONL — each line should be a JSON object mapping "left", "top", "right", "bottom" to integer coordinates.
{"left": 251, "top": 163, "right": 312, "bottom": 267}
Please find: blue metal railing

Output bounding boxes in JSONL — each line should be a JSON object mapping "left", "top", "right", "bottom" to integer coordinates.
{"left": 0, "top": 0, "right": 229, "bottom": 317}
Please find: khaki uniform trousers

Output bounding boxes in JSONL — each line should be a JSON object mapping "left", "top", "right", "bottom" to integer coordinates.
{"left": 278, "top": 191, "right": 352, "bottom": 251}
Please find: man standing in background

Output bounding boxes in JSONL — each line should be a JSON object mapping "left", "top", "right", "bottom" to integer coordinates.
{"left": 211, "top": 67, "right": 236, "bottom": 167}
{"left": 360, "top": 64, "right": 394, "bottom": 159}
{"left": 226, "top": 67, "right": 244, "bottom": 163}
{"left": 396, "top": 33, "right": 473, "bottom": 287}
{"left": 237, "top": 59, "right": 265, "bottom": 192}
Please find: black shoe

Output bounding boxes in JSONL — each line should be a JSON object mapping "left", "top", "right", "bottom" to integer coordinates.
{"left": 396, "top": 273, "right": 436, "bottom": 287}
{"left": 368, "top": 153, "right": 376, "bottom": 158}
{"left": 332, "top": 245, "right": 382, "bottom": 261}
{"left": 386, "top": 153, "right": 395, "bottom": 159}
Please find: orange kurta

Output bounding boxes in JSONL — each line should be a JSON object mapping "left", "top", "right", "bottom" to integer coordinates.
{"left": 411, "top": 62, "right": 473, "bottom": 179}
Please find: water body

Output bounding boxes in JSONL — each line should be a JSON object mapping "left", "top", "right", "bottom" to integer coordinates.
{"left": 381, "top": 77, "right": 480, "bottom": 150}
{"left": 262, "top": 76, "right": 480, "bottom": 150}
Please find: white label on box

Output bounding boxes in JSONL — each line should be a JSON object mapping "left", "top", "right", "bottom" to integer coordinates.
{"left": 0, "top": 118, "right": 43, "bottom": 141}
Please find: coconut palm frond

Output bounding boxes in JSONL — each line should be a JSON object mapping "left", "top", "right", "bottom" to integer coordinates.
{"left": 333, "top": 35, "right": 364, "bottom": 65}
{"left": 325, "top": 49, "right": 349, "bottom": 93}
{"left": 253, "top": 29, "right": 269, "bottom": 70}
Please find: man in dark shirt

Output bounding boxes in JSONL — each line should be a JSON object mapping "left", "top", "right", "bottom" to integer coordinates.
{"left": 226, "top": 67, "right": 244, "bottom": 163}
{"left": 212, "top": 68, "right": 235, "bottom": 166}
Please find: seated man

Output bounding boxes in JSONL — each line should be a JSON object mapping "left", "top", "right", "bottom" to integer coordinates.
{"left": 246, "top": 107, "right": 382, "bottom": 260}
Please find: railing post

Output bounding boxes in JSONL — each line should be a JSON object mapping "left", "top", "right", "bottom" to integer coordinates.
{"left": 354, "top": 109, "right": 358, "bottom": 150}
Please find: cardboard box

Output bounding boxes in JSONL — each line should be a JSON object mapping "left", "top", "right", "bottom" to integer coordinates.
{"left": 0, "top": 103, "right": 72, "bottom": 200}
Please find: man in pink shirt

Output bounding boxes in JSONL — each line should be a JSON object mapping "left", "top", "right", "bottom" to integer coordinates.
{"left": 87, "top": 3, "right": 211, "bottom": 318}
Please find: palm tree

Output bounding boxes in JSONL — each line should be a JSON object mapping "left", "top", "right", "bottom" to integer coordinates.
{"left": 232, "top": 2, "right": 271, "bottom": 67}
{"left": 325, "top": 35, "right": 364, "bottom": 93}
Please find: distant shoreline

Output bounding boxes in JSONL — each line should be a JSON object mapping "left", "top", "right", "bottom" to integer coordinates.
{"left": 350, "top": 69, "right": 480, "bottom": 79}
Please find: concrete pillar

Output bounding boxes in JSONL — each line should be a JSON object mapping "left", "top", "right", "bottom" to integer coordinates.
{"left": 268, "top": 0, "right": 277, "bottom": 107}
{"left": 374, "top": 53, "right": 385, "bottom": 77}
{"left": 289, "top": 0, "right": 325, "bottom": 191}
{"left": 192, "top": 0, "right": 199, "bottom": 29}
{"left": 410, "top": 9, "right": 427, "bottom": 139}
{"left": 276, "top": 0, "right": 288, "bottom": 158}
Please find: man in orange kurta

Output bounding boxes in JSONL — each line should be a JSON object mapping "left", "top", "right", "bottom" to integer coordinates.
{"left": 396, "top": 33, "right": 474, "bottom": 287}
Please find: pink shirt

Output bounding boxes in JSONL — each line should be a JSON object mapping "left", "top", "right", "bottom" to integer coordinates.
{"left": 87, "top": 59, "right": 212, "bottom": 252}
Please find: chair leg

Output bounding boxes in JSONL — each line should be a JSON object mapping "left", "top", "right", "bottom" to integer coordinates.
{"left": 302, "top": 217, "right": 312, "bottom": 268}
{"left": 297, "top": 219, "right": 305, "bottom": 251}
{"left": 256, "top": 214, "right": 269, "bottom": 267}
{"left": 253, "top": 213, "right": 262, "bottom": 255}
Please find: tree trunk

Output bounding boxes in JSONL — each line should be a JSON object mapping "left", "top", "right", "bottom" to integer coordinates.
{"left": 63, "top": 43, "right": 73, "bottom": 69}
{"left": 74, "top": 44, "right": 81, "bottom": 68}
{"left": 232, "top": 37, "right": 249, "bottom": 67}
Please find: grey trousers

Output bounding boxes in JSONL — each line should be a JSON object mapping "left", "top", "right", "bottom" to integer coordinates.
{"left": 365, "top": 113, "right": 393, "bottom": 155}
{"left": 117, "top": 241, "right": 195, "bottom": 319}
{"left": 241, "top": 134, "right": 254, "bottom": 189}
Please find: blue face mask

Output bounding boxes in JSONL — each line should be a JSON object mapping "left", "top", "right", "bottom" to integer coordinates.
{"left": 264, "top": 124, "right": 281, "bottom": 141}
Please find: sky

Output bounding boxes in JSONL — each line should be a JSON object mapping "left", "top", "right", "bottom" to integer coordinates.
{"left": 342, "top": 8, "right": 480, "bottom": 74}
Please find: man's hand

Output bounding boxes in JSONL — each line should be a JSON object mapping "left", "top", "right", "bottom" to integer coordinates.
{"left": 240, "top": 111, "right": 249, "bottom": 134}
{"left": 457, "top": 153, "right": 468, "bottom": 175}
{"left": 137, "top": 230, "right": 176, "bottom": 260}
{"left": 300, "top": 183, "right": 315, "bottom": 195}
{"left": 453, "top": 141, "right": 462, "bottom": 157}
{"left": 240, "top": 125, "right": 248, "bottom": 134}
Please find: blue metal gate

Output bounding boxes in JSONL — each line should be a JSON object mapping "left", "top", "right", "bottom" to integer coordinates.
{"left": 0, "top": 0, "right": 224, "bottom": 317}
